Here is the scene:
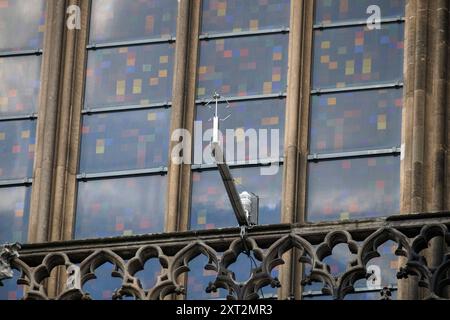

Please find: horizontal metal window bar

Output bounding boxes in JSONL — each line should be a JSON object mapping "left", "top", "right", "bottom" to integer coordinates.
{"left": 77, "top": 167, "right": 168, "bottom": 181}
{"left": 191, "top": 158, "right": 284, "bottom": 171}
{"left": 0, "top": 48, "right": 43, "bottom": 58}
{"left": 195, "top": 92, "right": 286, "bottom": 105}
{"left": 0, "top": 178, "right": 33, "bottom": 187}
{"left": 302, "top": 285, "right": 398, "bottom": 298}
{"left": 82, "top": 101, "right": 172, "bottom": 115}
{"left": 313, "top": 17, "right": 405, "bottom": 30}
{"left": 0, "top": 114, "right": 38, "bottom": 122}
{"left": 199, "top": 27, "right": 289, "bottom": 40}
{"left": 87, "top": 36, "right": 176, "bottom": 50}
{"left": 311, "top": 82, "right": 403, "bottom": 95}
{"left": 308, "top": 147, "right": 401, "bottom": 161}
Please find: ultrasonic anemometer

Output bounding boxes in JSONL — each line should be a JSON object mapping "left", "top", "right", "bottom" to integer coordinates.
{"left": 204, "top": 92, "right": 259, "bottom": 239}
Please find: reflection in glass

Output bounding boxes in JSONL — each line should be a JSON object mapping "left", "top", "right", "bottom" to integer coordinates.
{"left": 307, "top": 156, "right": 400, "bottom": 222}
{"left": 0, "top": 56, "right": 42, "bottom": 117}
{"left": 79, "top": 109, "right": 170, "bottom": 174}
{"left": 0, "top": 120, "right": 36, "bottom": 180}
{"left": 313, "top": 24, "right": 404, "bottom": 89}
{"left": 310, "top": 89, "right": 402, "bottom": 153}
{"left": 195, "top": 99, "right": 285, "bottom": 163}
{"left": 85, "top": 43, "right": 174, "bottom": 109}
{"left": 89, "top": 0, "right": 178, "bottom": 44}
{"left": 0, "top": 0, "right": 46, "bottom": 52}
{"left": 0, "top": 186, "right": 31, "bottom": 243}
{"left": 201, "top": 0, "right": 290, "bottom": 34}
{"left": 190, "top": 166, "right": 283, "bottom": 230}
{"left": 197, "top": 34, "right": 288, "bottom": 98}
{"left": 75, "top": 175, "right": 167, "bottom": 239}
{"left": 315, "top": 0, "right": 405, "bottom": 25}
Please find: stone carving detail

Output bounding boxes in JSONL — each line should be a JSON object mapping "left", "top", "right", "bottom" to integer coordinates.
{"left": 0, "top": 243, "right": 21, "bottom": 286}
{"left": 0, "top": 224, "right": 449, "bottom": 300}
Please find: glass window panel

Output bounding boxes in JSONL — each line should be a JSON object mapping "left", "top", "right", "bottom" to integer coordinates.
{"left": 312, "top": 24, "right": 404, "bottom": 89}
{"left": 85, "top": 43, "right": 175, "bottom": 109}
{"left": 315, "top": 0, "right": 405, "bottom": 25}
{"left": 0, "top": 56, "right": 42, "bottom": 117}
{"left": 75, "top": 175, "right": 167, "bottom": 239}
{"left": 197, "top": 34, "right": 288, "bottom": 99}
{"left": 0, "top": 0, "right": 46, "bottom": 52}
{"left": 307, "top": 156, "right": 400, "bottom": 222}
{"left": 89, "top": 0, "right": 178, "bottom": 44}
{"left": 201, "top": 0, "right": 290, "bottom": 34}
{"left": 0, "top": 120, "right": 36, "bottom": 180}
{"left": 190, "top": 166, "right": 283, "bottom": 230}
{"left": 0, "top": 269, "right": 25, "bottom": 300}
{"left": 310, "top": 89, "right": 402, "bottom": 153}
{"left": 82, "top": 263, "right": 122, "bottom": 300}
{"left": 0, "top": 186, "right": 31, "bottom": 243}
{"left": 195, "top": 99, "right": 285, "bottom": 163}
{"left": 79, "top": 109, "right": 170, "bottom": 174}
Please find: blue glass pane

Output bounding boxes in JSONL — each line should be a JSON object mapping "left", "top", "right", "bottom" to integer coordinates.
{"left": 75, "top": 175, "right": 167, "bottom": 239}
{"left": 310, "top": 89, "right": 402, "bottom": 153}
{"left": 0, "top": 56, "right": 41, "bottom": 117}
{"left": 307, "top": 156, "right": 400, "bottom": 222}
{"left": 79, "top": 109, "right": 170, "bottom": 174}
{"left": 313, "top": 24, "right": 404, "bottom": 89}
{"left": 0, "top": 186, "right": 31, "bottom": 243}
{"left": 0, "top": 120, "right": 36, "bottom": 180}
{"left": 195, "top": 99, "right": 285, "bottom": 163}
{"left": 82, "top": 263, "right": 122, "bottom": 300}
{"left": 0, "top": 269, "right": 25, "bottom": 300}
{"left": 0, "top": 0, "right": 46, "bottom": 52}
{"left": 201, "top": 0, "right": 290, "bottom": 34}
{"left": 85, "top": 43, "right": 175, "bottom": 109}
{"left": 90, "top": 0, "right": 178, "bottom": 43}
{"left": 197, "top": 34, "right": 288, "bottom": 98}
{"left": 315, "top": 0, "right": 405, "bottom": 25}
{"left": 190, "top": 166, "right": 283, "bottom": 230}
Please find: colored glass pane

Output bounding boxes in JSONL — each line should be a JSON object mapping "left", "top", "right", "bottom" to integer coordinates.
{"left": 195, "top": 99, "right": 285, "bottom": 163}
{"left": 85, "top": 43, "right": 174, "bottom": 109}
{"left": 79, "top": 109, "right": 170, "bottom": 174}
{"left": 90, "top": 0, "right": 178, "bottom": 44}
{"left": 0, "top": 56, "right": 41, "bottom": 117}
{"left": 307, "top": 156, "right": 400, "bottom": 222}
{"left": 197, "top": 34, "right": 288, "bottom": 98}
{"left": 0, "top": 186, "right": 31, "bottom": 243}
{"left": 75, "top": 175, "right": 167, "bottom": 239}
{"left": 313, "top": 24, "right": 404, "bottom": 89}
{"left": 0, "top": 120, "right": 36, "bottom": 180}
{"left": 310, "top": 89, "right": 402, "bottom": 153}
{"left": 0, "top": 0, "right": 46, "bottom": 52}
{"left": 201, "top": 0, "right": 290, "bottom": 34}
{"left": 315, "top": 0, "right": 405, "bottom": 25}
{"left": 190, "top": 166, "right": 283, "bottom": 230}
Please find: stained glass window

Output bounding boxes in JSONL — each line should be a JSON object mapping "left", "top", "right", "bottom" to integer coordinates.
{"left": 75, "top": 175, "right": 167, "bottom": 239}
{"left": 315, "top": 0, "right": 405, "bottom": 25}
{"left": 190, "top": 166, "right": 283, "bottom": 230}
{"left": 312, "top": 24, "right": 404, "bottom": 89}
{"left": 201, "top": 0, "right": 290, "bottom": 34}
{"left": 0, "top": 120, "right": 36, "bottom": 180}
{"left": 85, "top": 43, "right": 175, "bottom": 109}
{"left": 307, "top": 156, "right": 400, "bottom": 222}
{"left": 197, "top": 34, "right": 288, "bottom": 98}
{"left": 0, "top": 0, "right": 46, "bottom": 52}
{"left": 310, "top": 89, "right": 402, "bottom": 153}
{"left": 89, "top": 0, "right": 178, "bottom": 44}
{"left": 0, "top": 186, "right": 31, "bottom": 243}
{"left": 79, "top": 109, "right": 170, "bottom": 174}
{"left": 195, "top": 99, "right": 285, "bottom": 163}
{"left": 0, "top": 55, "right": 42, "bottom": 117}
{"left": 0, "top": 269, "right": 25, "bottom": 300}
